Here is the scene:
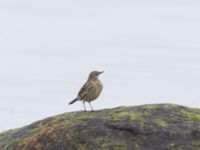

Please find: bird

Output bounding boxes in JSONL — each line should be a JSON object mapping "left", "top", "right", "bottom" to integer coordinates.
{"left": 68, "top": 71, "right": 104, "bottom": 111}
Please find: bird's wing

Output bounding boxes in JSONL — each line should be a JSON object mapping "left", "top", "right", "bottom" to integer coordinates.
{"left": 78, "top": 81, "right": 94, "bottom": 99}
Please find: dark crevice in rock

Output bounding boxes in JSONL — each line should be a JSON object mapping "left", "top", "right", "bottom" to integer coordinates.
{"left": 104, "top": 122, "right": 154, "bottom": 136}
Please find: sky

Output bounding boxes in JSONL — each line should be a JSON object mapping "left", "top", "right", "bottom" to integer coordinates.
{"left": 0, "top": 0, "right": 200, "bottom": 132}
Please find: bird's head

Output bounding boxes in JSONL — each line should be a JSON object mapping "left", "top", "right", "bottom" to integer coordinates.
{"left": 88, "top": 71, "right": 104, "bottom": 80}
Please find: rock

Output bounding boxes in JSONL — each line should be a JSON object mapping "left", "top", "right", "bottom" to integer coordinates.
{"left": 1, "top": 104, "right": 200, "bottom": 150}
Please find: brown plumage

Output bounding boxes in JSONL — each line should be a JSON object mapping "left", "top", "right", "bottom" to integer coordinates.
{"left": 69, "top": 71, "right": 104, "bottom": 111}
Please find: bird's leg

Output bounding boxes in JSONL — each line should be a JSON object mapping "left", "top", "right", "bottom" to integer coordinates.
{"left": 83, "top": 101, "right": 86, "bottom": 112}
{"left": 89, "top": 102, "right": 94, "bottom": 112}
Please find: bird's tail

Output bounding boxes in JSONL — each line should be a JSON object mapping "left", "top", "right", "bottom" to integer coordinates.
{"left": 68, "top": 98, "right": 78, "bottom": 105}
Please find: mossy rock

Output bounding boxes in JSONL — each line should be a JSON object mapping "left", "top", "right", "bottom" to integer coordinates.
{"left": 1, "top": 104, "right": 200, "bottom": 150}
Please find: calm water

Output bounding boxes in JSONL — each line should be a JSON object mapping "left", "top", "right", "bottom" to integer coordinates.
{"left": 1, "top": 0, "right": 200, "bottom": 131}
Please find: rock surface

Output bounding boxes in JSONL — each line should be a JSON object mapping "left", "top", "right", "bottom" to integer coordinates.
{"left": 1, "top": 104, "right": 200, "bottom": 150}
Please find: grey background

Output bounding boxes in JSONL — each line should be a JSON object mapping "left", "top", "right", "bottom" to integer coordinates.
{"left": 1, "top": 0, "right": 200, "bottom": 131}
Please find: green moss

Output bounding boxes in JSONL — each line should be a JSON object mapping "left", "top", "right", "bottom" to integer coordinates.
{"left": 116, "top": 111, "right": 138, "bottom": 120}
{"left": 75, "top": 112, "right": 97, "bottom": 121}
{"left": 180, "top": 109, "right": 200, "bottom": 122}
{"left": 108, "top": 110, "right": 144, "bottom": 123}
{"left": 143, "top": 104, "right": 158, "bottom": 110}
{"left": 154, "top": 119, "right": 168, "bottom": 127}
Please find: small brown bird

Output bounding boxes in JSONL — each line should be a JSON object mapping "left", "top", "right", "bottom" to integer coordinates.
{"left": 69, "top": 71, "right": 104, "bottom": 111}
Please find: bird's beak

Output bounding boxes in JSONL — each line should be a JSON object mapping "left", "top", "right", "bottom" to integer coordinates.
{"left": 98, "top": 71, "right": 104, "bottom": 75}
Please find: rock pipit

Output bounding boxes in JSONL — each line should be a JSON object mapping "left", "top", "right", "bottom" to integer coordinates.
{"left": 69, "top": 71, "right": 104, "bottom": 111}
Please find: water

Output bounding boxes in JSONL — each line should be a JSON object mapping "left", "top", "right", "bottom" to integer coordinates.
{"left": 0, "top": 0, "right": 200, "bottom": 132}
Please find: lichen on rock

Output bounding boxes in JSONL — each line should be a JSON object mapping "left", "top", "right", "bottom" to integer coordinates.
{"left": 1, "top": 104, "right": 200, "bottom": 150}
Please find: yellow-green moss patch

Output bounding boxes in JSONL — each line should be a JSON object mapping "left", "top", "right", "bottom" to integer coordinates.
{"left": 154, "top": 119, "right": 168, "bottom": 127}
{"left": 180, "top": 109, "right": 200, "bottom": 122}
